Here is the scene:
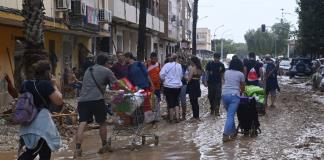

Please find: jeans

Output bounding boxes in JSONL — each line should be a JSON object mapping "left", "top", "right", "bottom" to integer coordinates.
{"left": 222, "top": 94, "right": 240, "bottom": 135}
{"left": 180, "top": 85, "right": 187, "bottom": 107}
{"left": 208, "top": 83, "right": 222, "bottom": 114}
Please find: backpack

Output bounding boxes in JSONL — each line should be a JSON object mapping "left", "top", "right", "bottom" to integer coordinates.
{"left": 247, "top": 67, "right": 258, "bottom": 81}
{"left": 12, "top": 81, "right": 44, "bottom": 125}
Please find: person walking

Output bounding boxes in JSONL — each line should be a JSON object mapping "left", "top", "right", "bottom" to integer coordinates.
{"left": 264, "top": 55, "right": 280, "bottom": 108}
{"left": 187, "top": 56, "right": 203, "bottom": 121}
{"left": 124, "top": 52, "right": 152, "bottom": 90}
{"left": 75, "top": 54, "right": 118, "bottom": 158}
{"left": 244, "top": 52, "right": 263, "bottom": 86}
{"left": 18, "top": 60, "right": 63, "bottom": 160}
{"left": 111, "top": 51, "right": 128, "bottom": 79}
{"left": 222, "top": 59, "right": 245, "bottom": 142}
{"left": 146, "top": 52, "right": 161, "bottom": 101}
{"left": 160, "top": 54, "right": 183, "bottom": 123}
{"left": 178, "top": 56, "right": 188, "bottom": 120}
{"left": 204, "top": 53, "right": 225, "bottom": 116}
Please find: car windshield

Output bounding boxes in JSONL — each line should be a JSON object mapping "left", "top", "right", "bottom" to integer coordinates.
{"left": 280, "top": 61, "right": 290, "bottom": 66}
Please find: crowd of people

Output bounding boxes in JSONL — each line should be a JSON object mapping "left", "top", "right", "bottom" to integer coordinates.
{"left": 16, "top": 50, "right": 280, "bottom": 159}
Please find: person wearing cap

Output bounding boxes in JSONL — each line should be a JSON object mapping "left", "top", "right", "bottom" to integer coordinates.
{"left": 264, "top": 55, "right": 280, "bottom": 108}
{"left": 204, "top": 53, "right": 225, "bottom": 116}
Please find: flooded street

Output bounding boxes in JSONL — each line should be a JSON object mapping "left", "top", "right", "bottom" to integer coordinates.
{"left": 1, "top": 77, "right": 323, "bottom": 160}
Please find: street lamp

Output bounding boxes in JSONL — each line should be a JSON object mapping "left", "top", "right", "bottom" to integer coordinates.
{"left": 198, "top": 16, "right": 208, "bottom": 21}
{"left": 221, "top": 29, "right": 231, "bottom": 60}
{"left": 212, "top": 25, "right": 224, "bottom": 52}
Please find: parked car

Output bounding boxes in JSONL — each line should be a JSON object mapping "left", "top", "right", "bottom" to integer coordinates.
{"left": 289, "top": 58, "right": 314, "bottom": 78}
{"left": 279, "top": 60, "right": 291, "bottom": 75}
{"left": 312, "top": 66, "right": 324, "bottom": 91}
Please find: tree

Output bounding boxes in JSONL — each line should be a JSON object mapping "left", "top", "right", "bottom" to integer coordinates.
{"left": 297, "top": 0, "right": 324, "bottom": 58}
{"left": 137, "top": 0, "right": 148, "bottom": 61}
{"left": 271, "top": 20, "right": 291, "bottom": 56}
{"left": 244, "top": 29, "right": 275, "bottom": 56}
{"left": 14, "top": 0, "right": 46, "bottom": 89}
{"left": 192, "top": 0, "right": 199, "bottom": 55}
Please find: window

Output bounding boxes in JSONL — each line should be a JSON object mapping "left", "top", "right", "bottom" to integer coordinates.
{"left": 117, "top": 35, "right": 123, "bottom": 52}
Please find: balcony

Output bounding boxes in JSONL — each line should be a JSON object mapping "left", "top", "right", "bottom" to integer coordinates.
{"left": 109, "top": 0, "right": 164, "bottom": 33}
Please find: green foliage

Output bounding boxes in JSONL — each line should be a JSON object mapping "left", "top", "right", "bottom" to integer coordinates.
{"left": 212, "top": 39, "right": 246, "bottom": 55}
{"left": 297, "top": 0, "right": 324, "bottom": 58}
{"left": 244, "top": 29, "right": 275, "bottom": 56}
{"left": 244, "top": 20, "right": 291, "bottom": 57}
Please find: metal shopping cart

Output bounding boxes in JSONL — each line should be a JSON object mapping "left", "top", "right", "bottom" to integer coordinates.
{"left": 105, "top": 90, "right": 160, "bottom": 150}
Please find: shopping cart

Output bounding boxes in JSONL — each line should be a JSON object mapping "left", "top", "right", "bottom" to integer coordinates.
{"left": 105, "top": 91, "right": 160, "bottom": 150}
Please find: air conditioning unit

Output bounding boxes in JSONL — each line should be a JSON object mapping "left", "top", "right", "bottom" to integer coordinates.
{"left": 72, "top": 0, "right": 86, "bottom": 16}
{"left": 56, "top": 0, "right": 69, "bottom": 9}
{"left": 99, "top": 9, "right": 112, "bottom": 23}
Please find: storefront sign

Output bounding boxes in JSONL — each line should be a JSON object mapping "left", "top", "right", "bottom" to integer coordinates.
{"left": 86, "top": 6, "right": 98, "bottom": 25}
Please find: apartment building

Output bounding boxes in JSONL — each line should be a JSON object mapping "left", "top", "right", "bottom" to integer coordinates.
{"left": 197, "top": 28, "right": 212, "bottom": 51}
{"left": 0, "top": 0, "right": 112, "bottom": 81}
{"left": 181, "top": 0, "right": 193, "bottom": 54}
{"left": 109, "top": 0, "right": 164, "bottom": 60}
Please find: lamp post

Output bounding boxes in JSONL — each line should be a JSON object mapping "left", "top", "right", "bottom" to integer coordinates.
{"left": 221, "top": 29, "right": 231, "bottom": 60}
{"left": 213, "top": 25, "right": 224, "bottom": 52}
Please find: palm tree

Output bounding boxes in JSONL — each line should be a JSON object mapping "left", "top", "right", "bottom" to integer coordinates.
{"left": 137, "top": 0, "right": 148, "bottom": 61}
{"left": 15, "top": 0, "right": 47, "bottom": 88}
{"left": 192, "top": 0, "right": 199, "bottom": 55}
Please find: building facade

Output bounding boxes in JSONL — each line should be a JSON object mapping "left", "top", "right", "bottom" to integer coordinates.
{"left": 108, "top": 0, "right": 164, "bottom": 61}
{"left": 197, "top": 28, "right": 211, "bottom": 51}
{"left": 0, "top": 0, "right": 114, "bottom": 107}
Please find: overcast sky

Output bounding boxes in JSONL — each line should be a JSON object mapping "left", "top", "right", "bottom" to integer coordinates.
{"left": 197, "top": 0, "right": 299, "bottom": 43}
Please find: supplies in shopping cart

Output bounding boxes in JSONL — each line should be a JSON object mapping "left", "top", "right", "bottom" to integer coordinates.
{"left": 111, "top": 78, "right": 137, "bottom": 92}
{"left": 244, "top": 85, "right": 266, "bottom": 115}
{"left": 140, "top": 90, "right": 160, "bottom": 123}
{"left": 112, "top": 91, "right": 144, "bottom": 116}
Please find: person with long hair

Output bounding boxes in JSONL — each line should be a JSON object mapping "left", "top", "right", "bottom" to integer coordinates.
{"left": 187, "top": 56, "right": 203, "bottom": 121}
{"left": 222, "top": 59, "right": 245, "bottom": 142}
{"left": 18, "top": 60, "right": 63, "bottom": 160}
{"left": 160, "top": 54, "right": 183, "bottom": 123}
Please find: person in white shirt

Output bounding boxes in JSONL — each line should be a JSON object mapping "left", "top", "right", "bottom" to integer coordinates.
{"left": 160, "top": 54, "right": 183, "bottom": 123}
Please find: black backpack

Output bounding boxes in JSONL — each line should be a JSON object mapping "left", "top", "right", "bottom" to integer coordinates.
{"left": 236, "top": 97, "right": 261, "bottom": 137}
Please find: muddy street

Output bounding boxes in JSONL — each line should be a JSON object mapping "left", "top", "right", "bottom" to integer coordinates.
{"left": 1, "top": 77, "right": 323, "bottom": 160}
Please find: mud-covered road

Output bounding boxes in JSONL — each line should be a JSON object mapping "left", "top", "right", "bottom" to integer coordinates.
{"left": 1, "top": 77, "right": 323, "bottom": 160}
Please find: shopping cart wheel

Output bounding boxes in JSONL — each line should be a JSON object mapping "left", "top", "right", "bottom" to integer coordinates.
{"left": 141, "top": 136, "right": 146, "bottom": 145}
{"left": 154, "top": 136, "right": 159, "bottom": 146}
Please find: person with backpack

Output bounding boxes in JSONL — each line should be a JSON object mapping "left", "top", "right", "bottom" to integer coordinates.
{"left": 17, "top": 60, "right": 63, "bottom": 160}
{"left": 244, "top": 52, "right": 263, "bottom": 86}
{"left": 160, "top": 54, "right": 183, "bottom": 123}
{"left": 75, "top": 54, "right": 118, "bottom": 158}
{"left": 264, "top": 55, "right": 280, "bottom": 108}
{"left": 204, "top": 53, "right": 225, "bottom": 116}
{"left": 222, "top": 59, "right": 245, "bottom": 142}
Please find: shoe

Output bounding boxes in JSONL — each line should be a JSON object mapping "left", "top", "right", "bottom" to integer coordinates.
{"left": 98, "top": 144, "right": 112, "bottom": 154}
{"left": 222, "top": 133, "right": 236, "bottom": 142}
{"left": 73, "top": 148, "right": 82, "bottom": 158}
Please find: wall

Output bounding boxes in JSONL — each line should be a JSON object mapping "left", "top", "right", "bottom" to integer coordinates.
{"left": 0, "top": 25, "right": 23, "bottom": 81}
